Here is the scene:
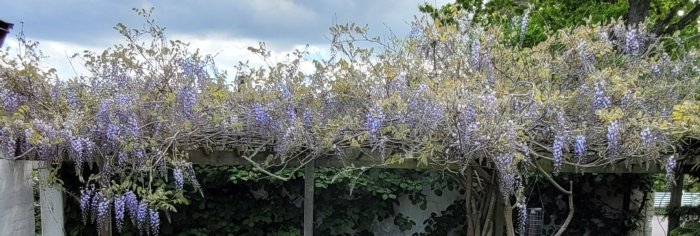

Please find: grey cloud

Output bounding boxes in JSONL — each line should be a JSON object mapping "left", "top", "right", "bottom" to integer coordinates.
{"left": 0, "top": 0, "right": 447, "bottom": 49}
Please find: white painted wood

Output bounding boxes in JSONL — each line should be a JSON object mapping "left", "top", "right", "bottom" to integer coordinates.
{"left": 39, "top": 166, "right": 65, "bottom": 236}
{"left": 0, "top": 159, "right": 36, "bottom": 236}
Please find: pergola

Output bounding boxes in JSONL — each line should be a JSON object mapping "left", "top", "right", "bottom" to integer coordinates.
{"left": 1, "top": 12, "right": 698, "bottom": 236}
{"left": 1, "top": 149, "right": 694, "bottom": 236}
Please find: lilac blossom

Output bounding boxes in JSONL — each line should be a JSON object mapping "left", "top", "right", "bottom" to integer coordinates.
{"left": 366, "top": 102, "right": 384, "bottom": 143}
{"left": 482, "top": 88, "right": 498, "bottom": 117}
{"left": 552, "top": 134, "right": 566, "bottom": 172}
{"left": 302, "top": 109, "right": 313, "bottom": 128}
{"left": 517, "top": 203, "right": 528, "bottom": 234}
{"left": 640, "top": 128, "right": 655, "bottom": 150}
{"left": 556, "top": 111, "right": 567, "bottom": 131}
{"left": 0, "top": 89, "right": 25, "bottom": 115}
{"left": 136, "top": 201, "right": 148, "bottom": 231}
{"left": 96, "top": 195, "right": 110, "bottom": 230}
{"left": 178, "top": 86, "right": 197, "bottom": 118}
{"left": 279, "top": 83, "right": 292, "bottom": 100}
{"left": 607, "top": 121, "right": 622, "bottom": 157}
{"left": 251, "top": 103, "right": 271, "bottom": 127}
{"left": 123, "top": 191, "right": 139, "bottom": 221}
{"left": 495, "top": 153, "right": 516, "bottom": 198}
{"left": 174, "top": 167, "right": 184, "bottom": 191}
{"left": 409, "top": 23, "right": 422, "bottom": 39}
{"left": 519, "top": 9, "right": 530, "bottom": 44}
{"left": 471, "top": 40, "right": 481, "bottom": 72}
{"left": 285, "top": 105, "right": 296, "bottom": 123}
{"left": 574, "top": 135, "right": 586, "bottom": 163}
{"left": 114, "top": 194, "right": 125, "bottom": 232}
{"left": 184, "top": 164, "right": 201, "bottom": 191}
{"left": 624, "top": 29, "right": 640, "bottom": 56}
{"left": 79, "top": 188, "right": 94, "bottom": 223}
{"left": 149, "top": 208, "right": 160, "bottom": 235}
{"left": 592, "top": 81, "right": 611, "bottom": 111}
{"left": 666, "top": 155, "right": 677, "bottom": 190}
{"left": 651, "top": 64, "right": 661, "bottom": 75}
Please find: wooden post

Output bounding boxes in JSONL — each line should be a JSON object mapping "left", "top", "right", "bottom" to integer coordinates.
{"left": 0, "top": 159, "right": 36, "bottom": 236}
{"left": 494, "top": 191, "right": 504, "bottom": 236}
{"left": 38, "top": 166, "right": 65, "bottom": 236}
{"left": 667, "top": 172, "right": 684, "bottom": 236}
{"left": 304, "top": 160, "right": 315, "bottom": 236}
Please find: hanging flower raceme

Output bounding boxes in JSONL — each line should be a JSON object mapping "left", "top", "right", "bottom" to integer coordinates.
{"left": 367, "top": 102, "right": 384, "bottom": 144}
{"left": 607, "top": 121, "right": 622, "bottom": 157}
{"left": 552, "top": 134, "right": 566, "bottom": 172}
{"left": 665, "top": 155, "right": 677, "bottom": 190}
{"left": 574, "top": 135, "right": 586, "bottom": 164}
{"left": 114, "top": 194, "right": 126, "bottom": 232}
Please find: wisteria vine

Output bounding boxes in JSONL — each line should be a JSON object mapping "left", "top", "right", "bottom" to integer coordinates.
{"left": 1, "top": 10, "right": 698, "bottom": 233}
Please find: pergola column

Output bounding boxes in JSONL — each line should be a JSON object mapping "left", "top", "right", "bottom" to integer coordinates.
{"left": 38, "top": 164, "right": 65, "bottom": 236}
{"left": 0, "top": 158, "right": 36, "bottom": 236}
{"left": 303, "top": 160, "right": 315, "bottom": 236}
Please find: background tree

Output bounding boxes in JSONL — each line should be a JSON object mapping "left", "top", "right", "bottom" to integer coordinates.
{"left": 419, "top": 0, "right": 700, "bottom": 48}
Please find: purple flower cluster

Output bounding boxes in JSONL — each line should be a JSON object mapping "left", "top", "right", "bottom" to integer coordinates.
{"left": 1, "top": 89, "right": 26, "bottom": 115}
{"left": 471, "top": 40, "right": 481, "bottom": 71}
{"left": 285, "top": 105, "right": 296, "bottom": 123}
{"left": 302, "top": 109, "right": 313, "bottom": 129}
{"left": 279, "top": 83, "right": 292, "bottom": 100}
{"left": 495, "top": 153, "right": 516, "bottom": 198}
{"left": 666, "top": 155, "right": 677, "bottom": 189}
{"left": 174, "top": 167, "right": 184, "bottom": 191}
{"left": 517, "top": 203, "right": 528, "bottom": 234}
{"left": 574, "top": 135, "right": 586, "bottom": 163}
{"left": 149, "top": 208, "right": 160, "bottom": 235}
{"left": 178, "top": 86, "right": 198, "bottom": 118}
{"left": 136, "top": 201, "right": 148, "bottom": 231}
{"left": 520, "top": 9, "right": 530, "bottom": 43}
{"left": 577, "top": 42, "right": 596, "bottom": 72}
{"left": 366, "top": 102, "right": 384, "bottom": 143}
{"left": 592, "top": 81, "right": 611, "bottom": 111}
{"left": 482, "top": 89, "right": 498, "bottom": 117}
{"left": 95, "top": 195, "right": 110, "bottom": 230}
{"left": 389, "top": 73, "right": 409, "bottom": 96}
{"left": 124, "top": 191, "right": 139, "bottom": 222}
{"left": 640, "top": 128, "right": 655, "bottom": 150}
{"left": 552, "top": 134, "right": 566, "bottom": 172}
{"left": 114, "top": 194, "right": 125, "bottom": 232}
{"left": 624, "top": 29, "right": 640, "bottom": 56}
{"left": 651, "top": 64, "right": 661, "bottom": 75}
{"left": 408, "top": 23, "right": 422, "bottom": 40}
{"left": 79, "top": 187, "right": 94, "bottom": 223}
{"left": 252, "top": 103, "right": 271, "bottom": 127}
{"left": 116, "top": 151, "right": 127, "bottom": 167}
{"left": 556, "top": 111, "right": 567, "bottom": 131}
{"left": 185, "top": 164, "right": 201, "bottom": 191}
{"left": 607, "top": 121, "right": 621, "bottom": 157}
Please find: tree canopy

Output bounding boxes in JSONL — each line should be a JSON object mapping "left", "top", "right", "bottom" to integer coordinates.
{"left": 419, "top": 0, "right": 700, "bottom": 48}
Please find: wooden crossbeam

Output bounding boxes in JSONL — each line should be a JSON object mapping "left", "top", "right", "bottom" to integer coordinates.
{"left": 186, "top": 149, "right": 680, "bottom": 174}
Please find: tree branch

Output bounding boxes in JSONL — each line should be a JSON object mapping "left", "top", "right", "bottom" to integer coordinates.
{"left": 554, "top": 181, "right": 575, "bottom": 236}
{"left": 652, "top": 2, "right": 686, "bottom": 35}
{"left": 533, "top": 161, "right": 572, "bottom": 195}
{"left": 662, "top": 4, "right": 700, "bottom": 36}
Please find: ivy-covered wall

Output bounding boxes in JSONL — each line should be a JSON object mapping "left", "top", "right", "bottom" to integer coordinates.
{"left": 59, "top": 165, "right": 651, "bottom": 236}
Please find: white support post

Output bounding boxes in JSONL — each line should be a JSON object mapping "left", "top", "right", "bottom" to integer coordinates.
{"left": 39, "top": 165, "right": 65, "bottom": 236}
{"left": 0, "top": 159, "right": 36, "bottom": 236}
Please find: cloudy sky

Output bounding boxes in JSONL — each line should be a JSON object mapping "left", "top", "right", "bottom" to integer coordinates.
{"left": 1, "top": 0, "right": 449, "bottom": 78}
